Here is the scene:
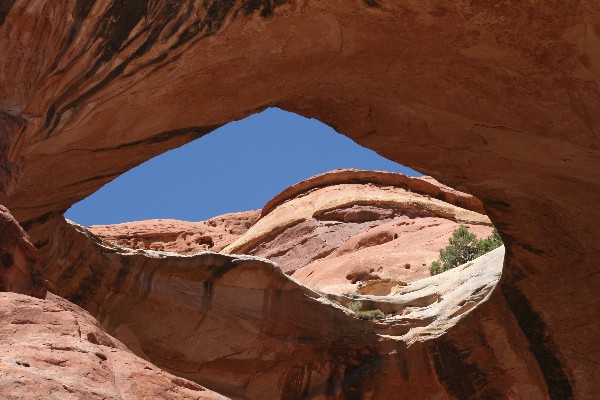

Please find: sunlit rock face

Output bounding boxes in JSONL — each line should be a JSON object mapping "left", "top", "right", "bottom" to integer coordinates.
{"left": 224, "top": 170, "right": 493, "bottom": 294}
{"left": 41, "top": 216, "right": 544, "bottom": 399}
{"left": 89, "top": 210, "right": 260, "bottom": 254}
{"left": 0, "top": 292, "right": 226, "bottom": 400}
{"left": 91, "top": 170, "right": 495, "bottom": 294}
{"left": 0, "top": 0, "right": 599, "bottom": 399}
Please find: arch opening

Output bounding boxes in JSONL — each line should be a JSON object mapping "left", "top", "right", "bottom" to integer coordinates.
{"left": 37, "top": 112, "right": 508, "bottom": 400}
{"left": 63, "top": 108, "right": 504, "bottom": 298}
{"left": 0, "top": 0, "right": 594, "bottom": 397}
{"left": 65, "top": 108, "right": 421, "bottom": 226}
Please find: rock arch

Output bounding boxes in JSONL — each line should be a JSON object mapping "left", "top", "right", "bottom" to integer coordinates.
{"left": 1, "top": 1, "right": 599, "bottom": 398}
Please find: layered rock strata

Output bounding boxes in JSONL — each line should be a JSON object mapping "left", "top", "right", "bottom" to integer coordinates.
{"left": 257, "top": 169, "right": 487, "bottom": 219}
{"left": 0, "top": 1, "right": 599, "bottom": 398}
{"left": 91, "top": 170, "right": 493, "bottom": 295}
{"left": 222, "top": 170, "right": 493, "bottom": 293}
{"left": 291, "top": 216, "right": 492, "bottom": 294}
{"left": 39, "top": 216, "right": 550, "bottom": 399}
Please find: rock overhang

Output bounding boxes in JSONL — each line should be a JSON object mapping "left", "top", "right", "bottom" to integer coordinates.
{"left": 0, "top": 0, "right": 598, "bottom": 398}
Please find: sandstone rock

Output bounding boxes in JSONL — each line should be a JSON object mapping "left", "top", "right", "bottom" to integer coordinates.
{"left": 258, "top": 169, "right": 487, "bottom": 218}
{"left": 92, "top": 171, "right": 491, "bottom": 291}
{"left": 0, "top": 205, "right": 45, "bottom": 298}
{"left": 0, "top": 112, "right": 24, "bottom": 203}
{"left": 0, "top": 1, "right": 599, "bottom": 398}
{"left": 87, "top": 170, "right": 495, "bottom": 298}
{"left": 0, "top": 292, "right": 226, "bottom": 399}
{"left": 222, "top": 171, "right": 492, "bottom": 283}
{"left": 38, "top": 216, "right": 550, "bottom": 399}
{"left": 89, "top": 210, "right": 259, "bottom": 254}
{"left": 224, "top": 174, "right": 489, "bottom": 256}
{"left": 292, "top": 217, "right": 492, "bottom": 295}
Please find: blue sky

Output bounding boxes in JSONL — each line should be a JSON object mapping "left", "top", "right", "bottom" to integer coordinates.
{"left": 65, "top": 108, "right": 420, "bottom": 226}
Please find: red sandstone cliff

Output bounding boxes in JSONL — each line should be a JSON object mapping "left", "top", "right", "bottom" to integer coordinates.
{"left": 0, "top": 1, "right": 599, "bottom": 399}
{"left": 40, "top": 215, "right": 519, "bottom": 399}
{"left": 90, "top": 170, "right": 493, "bottom": 295}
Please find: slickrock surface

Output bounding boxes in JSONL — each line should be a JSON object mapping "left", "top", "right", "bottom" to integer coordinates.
{"left": 92, "top": 170, "right": 492, "bottom": 295}
{"left": 0, "top": 292, "right": 226, "bottom": 400}
{"left": 257, "top": 169, "right": 487, "bottom": 218}
{"left": 224, "top": 170, "right": 493, "bottom": 293}
{"left": 292, "top": 217, "right": 492, "bottom": 294}
{"left": 37, "top": 217, "right": 549, "bottom": 399}
{"left": 0, "top": 1, "right": 599, "bottom": 398}
{"left": 89, "top": 210, "right": 259, "bottom": 254}
{"left": 223, "top": 171, "right": 491, "bottom": 271}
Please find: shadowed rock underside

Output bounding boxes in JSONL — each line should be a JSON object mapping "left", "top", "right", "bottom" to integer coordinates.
{"left": 0, "top": 0, "right": 599, "bottom": 399}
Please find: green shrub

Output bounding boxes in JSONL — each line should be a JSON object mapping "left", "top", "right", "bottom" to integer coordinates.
{"left": 429, "top": 260, "right": 444, "bottom": 276}
{"left": 347, "top": 301, "right": 362, "bottom": 312}
{"left": 346, "top": 300, "right": 385, "bottom": 320}
{"left": 430, "top": 226, "right": 503, "bottom": 276}
{"left": 478, "top": 228, "right": 503, "bottom": 253}
{"left": 355, "top": 309, "right": 385, "bottom": 320}
{"left": 439, "top": 225, "right": 480, "bottom": 269}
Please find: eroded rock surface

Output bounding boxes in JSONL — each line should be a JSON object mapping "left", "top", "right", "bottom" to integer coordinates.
{"left": 0, "top": 206, "right": 45, "bottom": 298}
{"left": 293, "top": 216, "right": 492, "bottom": 294}
{"left": 91, "top": 170, "right": 492, "bottom": 295}
{"left": 38, "top": 216, "right": 550, "bottom": 399}
{"left": 0, "top": 292, "right": 226, "bottom": 400}
{"left": 224, "top": 170, "right": 490, "bottom": 275}
{"left": 223, "top": 170, "right": 493, "bottom": 293}
{"left": 89, "top": 210, "right": 259, "bottom": 254}
{"left": 0, "top": 0, "right": 599, "bottom": 398}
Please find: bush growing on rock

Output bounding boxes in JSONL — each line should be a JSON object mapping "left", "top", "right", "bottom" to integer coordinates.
{"left": 347, "top": 301, "right": 362, "bottom": 312}
{"left": 478, "top": 228, "right": 503, "bottom": 253}
{"left": 429, "top": 260, "right": 444, "bottom": 275}
{"left": 355, "top": 309, "right": 385, "bottom": 320}
{"left": 346, "top": 300, "right": 385, "bottom": 320}
{"left": 429, "top": 226, "right": 502, "bottom": 276}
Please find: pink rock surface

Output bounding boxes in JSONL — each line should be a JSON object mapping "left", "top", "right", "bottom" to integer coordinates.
{"left": 0, "top": 292, "right": 226, "bottom": 400}
{"left": 258, "top": 169, "right": 486, "bottom": 218}
{"left": 0, "top": 0, "right": 599, "bottom": 397}
{"left": 92, "top": 170, "right": 493, "bottom": 295}
{"left": 89, "top": 210, "right": 259, "bottom": 254}
{"left": 225, "top": 171, "right": 492, "bottom": 292}
{"left": 292, "top": 217, "right": 493, "bottom": 294}
{"left": 41, "top": 217, "right": 535, "bottom": 400}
